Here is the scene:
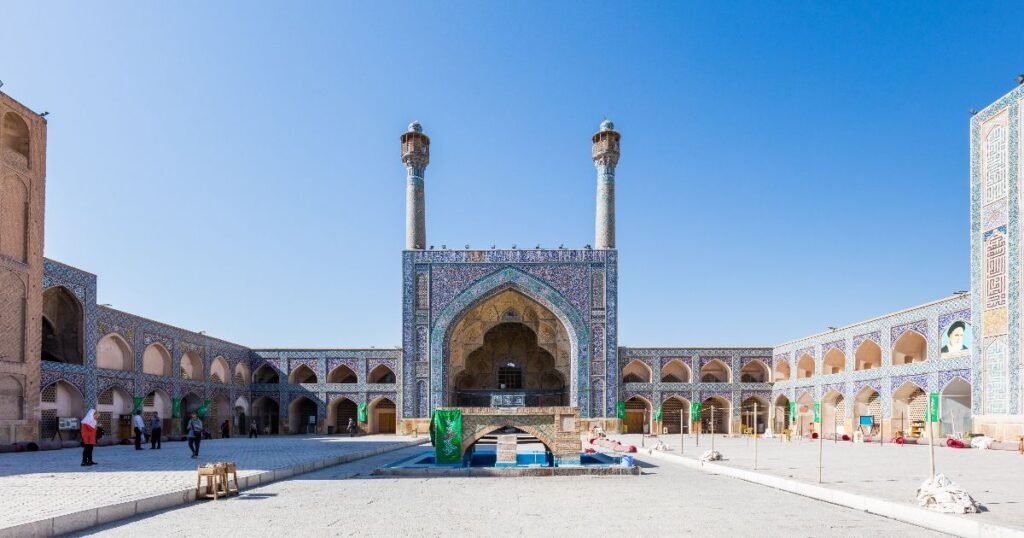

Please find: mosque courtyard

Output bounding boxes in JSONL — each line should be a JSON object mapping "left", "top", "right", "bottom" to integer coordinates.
{"left": 69, "top": 442, "right": 943, "bottom": 537}
{"left": 0, "top": 433, "right": 1020, "bottom": 536}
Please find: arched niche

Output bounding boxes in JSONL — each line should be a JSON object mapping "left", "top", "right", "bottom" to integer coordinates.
{"left": 210, "top": 356, "right": 229, "bottom": 384}
{"left": 739, "top": 360, "right": 769, "bottom": 383}
{"left": 368, "top": 365, "right": 396, "bottom": 384}
{"left": 892, "top": 331, "right": 927, "bottom": 366}
{"left": 821, "top": 348, "right": 846, "bottom": 375}
{"left": 142, "top": 343, "right": 172, "bottom": 376}
{"left": 2, "top": 112, "right": 30, "bottom": 168}
{"left": 328, "top": 364, "right": 357, "bottom": 384}
{"left": 96, "top": 333, "right": 133, "bottom": 371}
{"left": 42, "top": 287, "right": 83, "bottom": 365}
{"left": 289, "top": 364, "right": 318, "bottom": 384}
{"left": 699, "top": 359, "right": 731, "bottom": 383}
{"left": 622, "top": 360, "right": 652, "bottom": 383}
{"left": 180, "top": 352, "right": 204, "bottom": 381}
{"left": 854, "top": 340, "right": 881, "bottom": 371}
{"left": 0, "top": 375, "right": 23, "bottom": 420}
{"left": 367, "top": 397, "right": 397, "bottom": 434}
{"left": 660, "top": 359, "right": 690, "bottom": 383}
{"left": 774, "top": 360, "right": 790, "bottom": 381}
{"left": 796, "top": 354, "right": 815, "bottom": 378}
{"left": 701, "top": 396, "right": 730, "bottom": 435}
{"left": 288, "top": 396, "right": 318, "bottom": 434}
{"left": 253, "top": 364, "right": 280, "bottom": 384}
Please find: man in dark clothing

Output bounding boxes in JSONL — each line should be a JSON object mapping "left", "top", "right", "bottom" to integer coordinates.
{"left": 249, "top": 419, "right": 259, "bottom": 438}
{"left": 149, "top": 413, "right": 162, "bottom": 449}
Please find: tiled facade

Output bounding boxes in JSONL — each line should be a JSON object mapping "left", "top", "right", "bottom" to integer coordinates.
{"left": 6, "top": 82, "right": 1024, "bottom": 444}
{"left": 971, "top": 81, "right": 1024, "bottom": 440}
{"left": 771, "top": 295, "right": 973, "bottom": 435}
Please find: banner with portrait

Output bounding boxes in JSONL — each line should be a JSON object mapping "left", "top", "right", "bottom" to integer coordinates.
{"left": 940, "top": 320, "right": 972, "bottom": 358}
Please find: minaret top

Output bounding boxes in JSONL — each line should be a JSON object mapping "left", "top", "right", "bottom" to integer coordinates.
{"left": 401, "top": 121, "right": 430, "bottom": 171}
{"left": 592, "top": 119, "right": 620, "bottom": 167}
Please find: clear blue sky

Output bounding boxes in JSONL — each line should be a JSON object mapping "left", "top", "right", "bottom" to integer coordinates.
{"left": 2, "top": 2, "right": 1021, "bottom": 348}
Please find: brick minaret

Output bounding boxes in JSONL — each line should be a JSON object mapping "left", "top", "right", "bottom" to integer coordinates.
{"left": 401, "top": 122, "right": 429, "bottom": 250}
{"left": 592, "top": 119, "right": 620, "bottom": 250}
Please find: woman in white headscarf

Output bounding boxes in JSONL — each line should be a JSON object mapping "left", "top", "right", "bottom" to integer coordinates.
{"left": 80, "top": 409, "right": 97, "bottom": 466}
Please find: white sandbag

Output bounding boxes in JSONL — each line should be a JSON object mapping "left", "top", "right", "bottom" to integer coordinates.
{"left": 916, "top": 474, "right": 981, "bottom": 514}
{"left": 970, "top": 436, "right": 995, "bottom": 450}
{"left": 699, "top": 450, "right": 722, "bottom": 462}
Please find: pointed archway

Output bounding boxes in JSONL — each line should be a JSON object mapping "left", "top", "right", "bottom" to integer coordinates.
{"left": 434, "top": 269, "right": 586, "bottom": 412}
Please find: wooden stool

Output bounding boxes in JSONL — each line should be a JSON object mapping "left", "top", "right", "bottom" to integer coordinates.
{"left": 223, "top": 462, "right": 240, "bottom": 495}
{"left": 196, "top": 464, "right": 228, "bottom": 500}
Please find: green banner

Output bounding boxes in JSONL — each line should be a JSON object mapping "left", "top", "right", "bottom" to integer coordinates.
{"left": 929, "top": 393, "right": 939, "bottom": 423}
{"left": 691, "top": 402, "right": 702, "bottom": 421}
{"left": 654, "top": 405, "right": 663, "bottom": 421}
{"left": 357, "top": 403, "right": 368, "bottom": 422}
{"left": 197, "top": 400, "right": 211, "bottom": 418}
{"left": 132, "top": 397, "right": 144, "bottom": 414}
{"left": 616, "top": 401, "right": 626, "bottom": 420}
{"left": 813, "top": 402, "right": 821, "bottom": 423}
{"left": 788, "top": 402, "right": 795, "bottom": 418}
{"left": 171, "top": 398, "right": 181, "bottom": 418}
{"left": 432, "top": 409, "right": 462, "bottom": 465}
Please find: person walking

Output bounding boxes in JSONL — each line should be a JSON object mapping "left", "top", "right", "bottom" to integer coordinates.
{"left": 249, "top": 418, "right": 258, "bottom": 438}
{"left": 220, "top": 420, "right": 230, "bottom": 439}
{"left": 186, "top": 412, "right": 204, "bottom": 459}
{"left": 149, "top": 412, "right": 162, "bottom": 449}
{"left": 133, "top": 411, "right": 145, "bottom": 450}
{"left": 80, "top": 409, "right": 97, "bottom": 466}
{"left": 347, "top": 417, "right": 357, "bottom": 437}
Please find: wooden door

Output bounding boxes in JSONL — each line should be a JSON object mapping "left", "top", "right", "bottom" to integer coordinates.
{"left": 379, "top": 412, "right": 396, "bottom": 434}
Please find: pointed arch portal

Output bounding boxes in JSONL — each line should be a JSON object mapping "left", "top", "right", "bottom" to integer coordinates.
{"left": 430, "top": 268, "right": 588, "bottom": 414}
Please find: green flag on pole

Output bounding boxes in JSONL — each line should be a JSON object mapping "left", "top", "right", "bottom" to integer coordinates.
{"left": 132, "top": 397, "right": 144, "bottom": 414}
{"left": 171, "top": 398, "right": 181, "bottom": 418}
{"left": 691, "top": 402, "right": 701, "bottom": 421}
{"left": 616, "top": 401, "right": 626, "bottom": 420}
{"left": 431, "top": 409, "right": 462, "bottom": 465}
{"left": 929, "top": 393, "right": 939, "bottom": 423}
{"left": 788, "top": 401, "right": 795, "bottom": 418}
{"left": 197, "top": 400, "right": 211, "bottom": 418}
{"left": 357, "top": 403, "right": 368, "bottom": 422}
{"left": 654, "top": 405, "right": 663, "bottom": 421}
{"left": 813, "top": 401, "right": 821, "bottom": 423}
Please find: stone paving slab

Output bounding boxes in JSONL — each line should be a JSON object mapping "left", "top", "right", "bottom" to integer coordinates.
{"left": 612, "top": 433, "right": 1024, "bottom": 533}
{"left": 75, "top": 445, "right": 945, "bottom": 537}
{"left": 0, "top": 434, "right": 426, "bottom": 537}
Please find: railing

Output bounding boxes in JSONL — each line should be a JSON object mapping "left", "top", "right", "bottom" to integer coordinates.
{"left": 453, "top": 389, "right": 567, "bottom": 408}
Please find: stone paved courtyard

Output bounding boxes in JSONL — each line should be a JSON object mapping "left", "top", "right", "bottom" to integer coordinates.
{"left": 74, "top": 445, "right": 944, "bottom": 537}
{"left": 614, "top": 433, "right": 1024, "bottom": 532}
{"left": 0, "top": 434, "right": 421, "bottom": 531}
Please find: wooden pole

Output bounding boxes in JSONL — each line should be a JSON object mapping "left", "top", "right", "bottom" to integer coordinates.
{"left": 641, "top": 409, "right": 647, "bottom": 448}
{"left": 928, "top": 398, "right": 936, "bottom": 481}
{"left": 754, "top": 402, "right": 758, "bottom": 470}
{"left": 818, "top": 421, "right": 823, "bottom": 483}
{"left": 680, "top": 408, "right": 684, "bottom": 455}
{"left": 711, "top": 406, "right": 716, "bottom": 454}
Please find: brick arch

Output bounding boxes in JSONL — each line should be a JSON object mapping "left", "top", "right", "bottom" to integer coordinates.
{"left": 460, "top": 420, "right": 555, "bottom": 454}
{"left": 431, "top": 267, "right": 588, "bottom": 413}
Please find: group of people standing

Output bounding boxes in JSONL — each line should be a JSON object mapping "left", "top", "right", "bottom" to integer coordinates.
{"left": 78, "top": 409, "right": 209, "bottom": 465}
